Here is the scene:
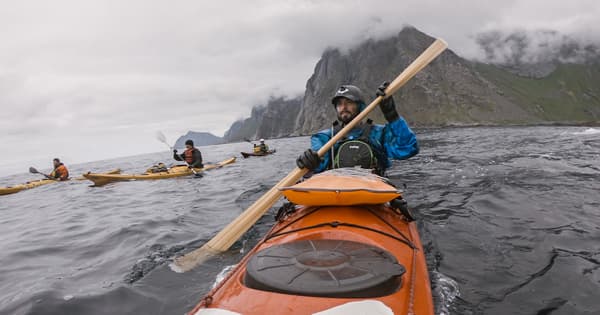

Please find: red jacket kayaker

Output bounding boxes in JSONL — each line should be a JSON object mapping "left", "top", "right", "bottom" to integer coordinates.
{"left": 173, "top": 139, "right": 204, "bottom": 168}
{"left": 50, "top": 158, "right": 69, "bottom": 181}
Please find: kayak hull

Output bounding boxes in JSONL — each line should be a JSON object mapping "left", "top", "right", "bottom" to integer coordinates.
{"left": 82, "top": 157, "right": 236, "bottom": 186}
{"left": 189, "top": 198, "right": 433, "bottom": 315}
{"left": 241, "top": 150, "right": 276, "bottom": 158}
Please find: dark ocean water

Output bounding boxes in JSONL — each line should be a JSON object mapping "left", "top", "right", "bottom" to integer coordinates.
{"left": 0, "top": 126, "right": 599, "bottom": 315}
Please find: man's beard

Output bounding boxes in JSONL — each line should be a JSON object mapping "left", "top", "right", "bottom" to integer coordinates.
{"left": 337, "top": 111, "right": 357, "bottom": 124}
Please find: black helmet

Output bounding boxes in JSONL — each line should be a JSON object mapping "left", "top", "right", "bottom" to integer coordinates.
{"left": 331, "top": 85, "right": 364, "bottom": 107}
{"left": 185, "top": 139, "right": 194, "bottom": 146}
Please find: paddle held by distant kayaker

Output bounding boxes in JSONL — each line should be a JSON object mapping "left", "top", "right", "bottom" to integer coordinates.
{"left": 296, "top": 82, "right": 419, "bottom": 176}
{"left": 50, "top": 158, "right": 69, "bottom": 181}
{"left": 173, "top": 139, "right": 204, "bottom": 168}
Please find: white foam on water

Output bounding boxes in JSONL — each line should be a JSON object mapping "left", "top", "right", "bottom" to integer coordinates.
{"left": 431, "top": 271, "right": 460, "bottom": 315}
{"left": 211, "top": 265, "right": 237, "bottom": 289}
{"left": 571, "top": 128, "right": 600, "bottom": 135}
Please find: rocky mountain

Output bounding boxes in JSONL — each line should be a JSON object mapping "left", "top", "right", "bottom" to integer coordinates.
{"left": 223, "top": 96, "right": 302, "bottom": 142}
{"left": 174, "top": 131, "right": 223, "bottom": 149}
{"left": 222, "top": 27, "right": 600, "bottom": 140}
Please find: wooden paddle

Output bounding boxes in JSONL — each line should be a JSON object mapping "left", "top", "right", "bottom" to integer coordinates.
{"left": 170, "top": 38, "right": 448, "bottom": 272}
{"left": 156, "top": 131, "right": 203, "bottom": 178}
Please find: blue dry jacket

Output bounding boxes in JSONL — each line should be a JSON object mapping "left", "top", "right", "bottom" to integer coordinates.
{"left": 310, "top": 117, "right": 419, "bottom": 174}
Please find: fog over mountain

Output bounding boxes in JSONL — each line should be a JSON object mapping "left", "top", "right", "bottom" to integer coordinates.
{"left": 223, "top": 27, "right": 600, "bottom": 140}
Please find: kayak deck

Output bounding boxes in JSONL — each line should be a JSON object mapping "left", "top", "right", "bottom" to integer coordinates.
{"left": 191, "top": 205, "right": 433, "bottom": 315}
{"left": 189, "top": 170, "right": 433, "bottom": 315}
{"left": 82, "top": 157, "right": 236, "bottom": 186}
{"left": 73, "top": 168, "right": 121, "bottom": 181}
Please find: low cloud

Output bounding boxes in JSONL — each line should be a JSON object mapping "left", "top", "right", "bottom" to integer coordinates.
{"left": 0, "top": 0, "right": 599, "bottom": 175}
{"left": 476, "top": 29, "right": 599, "bottom": 65}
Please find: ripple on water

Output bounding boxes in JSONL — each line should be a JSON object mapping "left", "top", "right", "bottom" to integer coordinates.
{"left": 1, "top": 128, "right": 600, "bottom": 314}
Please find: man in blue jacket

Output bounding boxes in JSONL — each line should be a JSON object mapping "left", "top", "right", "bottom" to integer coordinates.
{"left": 296, "top": 82, "right": 418, "bottom": 176}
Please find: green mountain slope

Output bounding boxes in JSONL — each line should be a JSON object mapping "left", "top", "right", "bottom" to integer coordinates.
{"left": 475, "top": 62, "right": 600, "bottom": 123}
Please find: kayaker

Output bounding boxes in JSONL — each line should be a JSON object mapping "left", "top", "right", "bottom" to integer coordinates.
{"left": 173, "top": 139, "right": 204, "bottom": 168}
{"left": 296, "top": 82, "right": 418, "bottom": 176}
{"left": 50, "top": 158, "right": 69, "bottom": 181}
{"left": 254, "top": 139, "right": 269, "bottom": 154}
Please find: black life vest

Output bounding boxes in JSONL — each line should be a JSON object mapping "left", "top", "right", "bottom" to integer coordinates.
{"left": 331, "top": 119, "right": 379, "bottom": 172}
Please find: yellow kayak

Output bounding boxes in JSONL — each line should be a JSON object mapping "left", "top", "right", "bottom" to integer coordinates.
{"left": 82, "top": 157, "right": 236, "bottom": 186}
{"left": 0, "top": 179, "right": 57, "bottom": 196}
{"left": 0, "top": 168, "right": 121, "bottom": 196}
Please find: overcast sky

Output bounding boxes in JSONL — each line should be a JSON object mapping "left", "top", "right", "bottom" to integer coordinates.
{"left": 1, "top": 0, "right": 599, "bottom": 176}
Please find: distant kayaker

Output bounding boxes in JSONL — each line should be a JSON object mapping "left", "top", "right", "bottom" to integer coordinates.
{"left": 296, "top": 82, "right": 418, "bottom": 176}
{"left": 50, "top": 158, "right": 69, "bottom": 181}
{"left": 173, "top": 140, "right": 204, "bottom": 168}
{"left": 254, "top": 139, "right": 269, "bottom": 154}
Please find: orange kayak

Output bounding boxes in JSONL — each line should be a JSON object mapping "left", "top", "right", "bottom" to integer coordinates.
{"left": 189, "top": 169, "right": 433, "bottom": 315}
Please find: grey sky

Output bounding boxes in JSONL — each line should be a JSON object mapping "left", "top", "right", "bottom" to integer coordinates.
{"left": 1, "top": 0, "right": 598, "bottom": 175}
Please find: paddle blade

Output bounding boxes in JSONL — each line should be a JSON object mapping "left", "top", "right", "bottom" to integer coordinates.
{"left": 29, "top": 167, "right": 39, "bottom": 174}
{"left": 156, "top": 131, "right": 168, "bottom": 144}
{"left": 170, "top": 167, "right": 307, "bottom": 272}
{"left": 170, "top": 244, "right": 218, "bottom": 273}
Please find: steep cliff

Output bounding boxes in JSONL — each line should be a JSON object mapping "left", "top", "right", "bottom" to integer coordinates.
{"left": 223, "top": 96, "right": 302, "bottom": 142}
{"left": 295, "top": 27, "right": 566, "bottom": 132}
{"left": 222, "top": 26, "right": 600, "bottom": 140}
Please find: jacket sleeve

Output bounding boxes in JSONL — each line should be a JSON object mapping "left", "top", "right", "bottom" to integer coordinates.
{"left": 382, "top": 117, "right": 419, "bottom": 160}
{"left": 310, "top": 131, "right": 331, "bottom": 173}
{"left": 173, "top": 152, "right": 183, "bottom": 161}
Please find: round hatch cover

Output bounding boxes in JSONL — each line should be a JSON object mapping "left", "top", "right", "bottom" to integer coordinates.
{"left": 244, "top": 239, "right": 405, "bottom": 298}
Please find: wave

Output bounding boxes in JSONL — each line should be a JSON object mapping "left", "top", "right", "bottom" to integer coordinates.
{"left": 571, "top": 128, "right": 600, "bottom": 135}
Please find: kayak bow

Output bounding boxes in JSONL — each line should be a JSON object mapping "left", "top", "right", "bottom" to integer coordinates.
{"left": 189, "top": 169, "right": 433, "bottom": 315}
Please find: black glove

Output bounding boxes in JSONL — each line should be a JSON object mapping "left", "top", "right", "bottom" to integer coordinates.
{"left": 376, "top": 81, "right": 399, "bottom": 122}
{"left": 296, "top": 149, "right": 320, "bottom": 170}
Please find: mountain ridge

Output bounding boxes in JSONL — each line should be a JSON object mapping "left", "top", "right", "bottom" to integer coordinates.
{"left": 174, "top": 131, "right": 223, "bottom": 148}
{"left": 216, "top": 26, "right": 600, "bottom": 141}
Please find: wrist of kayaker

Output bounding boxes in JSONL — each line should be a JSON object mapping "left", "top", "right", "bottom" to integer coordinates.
{"left": 375, "top": 81, "right": 399, "bottom": 122}
{"left": 296, "top": 149, "right": 320, "bottom": 170}
{"left": 380, "top": 96, "right": 399, "bottom": 123}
